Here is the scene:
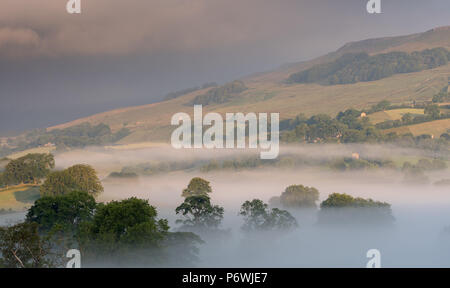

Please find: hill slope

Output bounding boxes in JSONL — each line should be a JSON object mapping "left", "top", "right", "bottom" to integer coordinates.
{"left": 48, "top": 26, "right": 450, "bottom": 143}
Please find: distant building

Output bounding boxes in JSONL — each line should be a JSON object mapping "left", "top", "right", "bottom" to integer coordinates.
{"left": 44, "top": 142, "right": 56, "bottom": 148}
{"left": 352, "top": 152, "right": 360, "bottom": 160}
{"left": 360, "top": 112, "right": 367, "bottom": 118}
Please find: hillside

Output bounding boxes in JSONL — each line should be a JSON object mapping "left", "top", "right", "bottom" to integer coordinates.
{"left": 48, "top": 26, "right": 450, "bottom": 144}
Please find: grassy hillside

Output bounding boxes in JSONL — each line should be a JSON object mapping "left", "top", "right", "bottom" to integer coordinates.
{"left": 46, "top": 26, "right": 450, "bottom": 144}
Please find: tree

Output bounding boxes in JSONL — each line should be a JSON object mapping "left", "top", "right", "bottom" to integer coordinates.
{"left": 0, "top": 222, "right": 59, "bottom": 268}
{"left": 320, "top": 193, "right": 358, "bottom": 208}
{"left": 288, "top": 48, "right": 450, "bottom": 85}
{"left": 75, "top": 197, "right": 204, "bottom": 267}
{"left": 65, "top": 164, "right": 103, "bottom": 197}
{"left": 336, "top": 109, "right": 364, "bottom": 129}
{"left": 182, "top": 177, "right": 212, "bottom": 198}
{"left": 3, "top": 153, "right": 55, "bottom": 185}
{"left": 319, "top": 193, "right": 394, "bottom": 225}
{"left": 239, "top": 199, "right": 298, "bottom": 232}
{"left": 77, "top": 198, "right": 169, "bottom": 257}
{"left": 192, "top": 81, "right": 247, "bottom": 105}
{"left": 401, "top": 113, "right": 414, "bottom": 124}
{"left": 0, "top": 172, "right": 4, "bottom": 188}
{"left": 175, "top": 195, "right": 224, "bottom": 231}
{"left": 40, "top": 164, "right": 103, "bottom": 197}
{"left": 424, "top": 104, "right": 440, "bottom": 119}
{"left": 279, "top": 185, "right": 319, "bottom": 208}
{"left": 26, "top": 191, "right": 96, "bottom": 233}
{"left": 374, "top": 100, "right": 391, "bottom": 111}
{"left": 39, "top": 171, "right": 75, "bottom": 196}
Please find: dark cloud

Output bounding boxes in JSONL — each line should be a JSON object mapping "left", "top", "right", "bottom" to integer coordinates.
{"left": 0, "top": 0, "right": 449, "bottom": 133}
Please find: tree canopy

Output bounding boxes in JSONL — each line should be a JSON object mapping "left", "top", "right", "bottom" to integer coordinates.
{"left": 22, "top": 195, "right": 203, "bottom": 267}
{"left": 28, "top": 123, "right": 130, "bottom": 149}
{"left": 75, "top": 198, "right": 203, "bottom": 266}
{"left": 2, "top": 153, "right": 54, "bottom": 185}
{"left": 182, "top": 177, "right": 212, "bottom": 198}
{"left": 288, "top": 48, "right": 450, "bottom": 85}
{"left": 175, "top": 194, "right": 224, "bottom": 231}
{"left": 318, "top": 193, "right": 394, "bottom": 225}
{"left": 78, "top": 198, "right": 169, "bottom": 254}
{"left": 26, "top": 191, "right": 96, "bottom": 233}
{"left": 40, "top": 164, "right": 103, "bottom": 197}
{"left": 239, "top": 199, "right": 298, "bottom": 232}
{"left": 191, "top": 80, "right": 247, "bottom": 105}
{"left": 279, "top": 185, "right": 320, "bottom": 208}
{"left": 0, "top": 222, "right": 57, "bottom": 268}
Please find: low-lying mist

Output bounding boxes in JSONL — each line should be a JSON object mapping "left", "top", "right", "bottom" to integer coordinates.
{"left": 3, "top": 144, "right": 450, "bottom": 267}
{"left": 99, "top": 168, "right": 450, "bottom": 267}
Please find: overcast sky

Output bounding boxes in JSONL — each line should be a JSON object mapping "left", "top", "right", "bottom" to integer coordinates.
{"left": 0, "top": 0, "right": 449, "bottom": 134}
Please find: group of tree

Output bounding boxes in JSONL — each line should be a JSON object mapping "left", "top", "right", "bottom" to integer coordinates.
{"left": 1, "top": 123, "right": 130, "bottom": 157}
{"left": 109, "top": 160, "right": 199, "bottom": 178}
{"left": 318, "top": 193, "right": 394, "bottom": 226}
{"left": 176, "top": 178, "right": 224, "bottom": 233}
{"left": 269, "top": 185, "right": 319, "bottom": 209}
{"left": 191, "top": 80, "right": 247, "bottom": 106}
{"left": 0, "top": 222, "right": 60, "bottom": 268}
{"left": 239, "top": 199, "right": 298, "bottom": 232}
{"left": 164, "top": 82, "right": 218, "bottom": 100}
{"left": 288, "top": 48, "right": 450, "bottom": 85}
{"left": 0, "top": 154, "right": 54, "bottom": 187}
{"left": 1, "top": 177, "right": 303, "bottom": 267}
{"left": 0, "top": 192, "right": 201, "bottom": 268}
{"left": 32, "top": 123, "right": 130, "bottom": 149}
{"left": 75, "top": 197, "right": 202, "bottom": 266}
{"left": 403, "top": 158, "right": 447, "bottom": 171}
{"left": 280, "top": 109, "right": 379, "bottom": 143}
{"left": 40, "top": 164, "right": 103, "bottom": 197}
{"left": 401, "top": 159, "right": 447, "bottom": 185}
{"left": 432, "top": 86, "right": 450, "bottom": 103}
{"left": 376, "top": 104, "right": 449, "bottom": 130}
{"left": 330, "top": 157, "right": 396, "bottom": 171}
{"left": 268, "top": 184, "right": 395, "bottom": 227}
{"left": 175, "top": 178, "right": 298, "bottom": 233}
{"left": 280, "top": 104, "right": 450, "bottom": 146}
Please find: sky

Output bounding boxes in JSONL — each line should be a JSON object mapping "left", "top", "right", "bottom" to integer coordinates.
{"left": 0, "top": 0, "right": 449, "bottom": 134}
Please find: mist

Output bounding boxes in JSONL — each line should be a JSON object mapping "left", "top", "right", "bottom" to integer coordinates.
{"left": 14, "top": 143, "right": 444, "bottom": 267}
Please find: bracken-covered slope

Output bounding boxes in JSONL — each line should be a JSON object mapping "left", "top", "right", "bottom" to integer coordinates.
{"left": 48, "top": 26, "right": 450, "bottom": 143}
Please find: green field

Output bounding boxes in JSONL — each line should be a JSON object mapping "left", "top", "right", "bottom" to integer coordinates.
{"left": 385, "top": 118, "right": 450, "bottom": 137}
{"left": 0, "top": 185, "right": 40, "bottom": 210}
{"left": 368, "top": 108, "right": 425, "bottom": 124}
